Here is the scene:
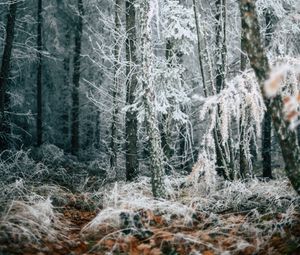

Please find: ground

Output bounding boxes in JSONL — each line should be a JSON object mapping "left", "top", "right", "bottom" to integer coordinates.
{"left": 1, "top": 184, "right": 300, "bottom": 255}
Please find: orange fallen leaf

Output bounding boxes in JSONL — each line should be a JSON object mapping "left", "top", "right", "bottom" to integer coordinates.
{"left": 103, "top": 239, "right": 115, "bottom": 249}
{"left": 203, "top": 250, "right": 215, "bottom": 255}
{"left": 150, "top": 248, "right": 162, "bottom": 255}
{"left": 137, "top": 243, "right": 152, "bottom": 254}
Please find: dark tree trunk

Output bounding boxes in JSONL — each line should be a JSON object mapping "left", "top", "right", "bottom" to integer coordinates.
{"left": 95, "top": 112, "right": 100, "bottom": 150}
{"left": 239, "top": 14, "right": 248, "bottom": 178}
{"left": 0, "top": 1, "right": 17, "bottom": 151}
{"left": 193, "top": 0, "right": 208, "bottom": 97}
{"left": 125, "top": 0, "right": 139, "bottom": 181}
{"left": 215, "top": 0, "right": 227, "bottom": 94}
{"left": 262, "top": 10, "right": 273, "bottom": 178}
{"left": 297, "top": 125, "right": 300, "bottom": 145}
{"left": 178, "top": 123, "right": 189, "bottom": 172}
{"left": 71, "top": 0, "right": 84, "bottom": 156}
{"left": 61, "top": 30, "right": 71, "bottom": 150}
{"left": 110, "top": 0, "right": 122, "bottom": 169}
{"left": 214, "top": 0, "right": 234, "bottom": 179}
{"left": 239, "top": 21, "right": 257, "bottom": 178}
{"left": 262, "top": 99, "right": 272, "bottom": 178}
{"left": 36, "top": 0, "right": 43, "bottom": 147}
{"left": 240, "top": 0, "right": 300, "bottom": 194}
{"left": 160, "top": 40, "right": 175, "bottom": 174}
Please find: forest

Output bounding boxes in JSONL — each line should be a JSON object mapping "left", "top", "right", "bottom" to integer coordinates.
{"left": 0, "top": 0, "right": 300, "bottom": 254}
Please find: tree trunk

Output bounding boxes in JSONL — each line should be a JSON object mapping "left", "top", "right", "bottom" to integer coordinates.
{"left": 240, "top": 0, "right": 300, "bottom": 194}
{"left": 160, "top": 39, "right": 175, "bottom": 174}
{"left": 159, "top": 112, "right": 172, "bottom": 173}
{"left": 215, "top": 0, "right": 227, "bottom": 94}
{"left": 140, "top": 0, "right": 166, "bottom": 198}
{"left": 178, "top": 121, "right": 192, "bottom": 173}
{"left": 239, "top": 20, "right": 257, "bottom": 178}
{"left": 193, "top": 0, "right": 208, "bottom": 97}
{"left": 60, "top": 11, "right": 71, "bottom": 151}
{"left": 239, "top": 17, "right": 249, "bottom": 178}
{"left": 95, "top": 111, "right": 100, "bottom": 150}
{"left": 214, "top": 0, "right": 234, "bottom": 179}
{"left": 193, "top": 0, "right": 229, "bottom": 178}
{"left": 125, "top": 0, "right": 139, "bottom": 181}
{"left": 61, "top": 30, "right": 71, "bottom": 150}
{"left": 71, "top": 0, "right": 84, "bottom": 156}
{"left": 110, "top": 0, "right": 122, "bottom": 169}
{"left": 36, "top": 0, "right": 43, "bottom": 147}
{"left": 0, "top": 1, "right": 17, "bottom": 151}
{"left": 262, "top": 99, "right": 272, "bottom": 178}
{"left": 262, "top": 10, "right": 273, "bottom": 178}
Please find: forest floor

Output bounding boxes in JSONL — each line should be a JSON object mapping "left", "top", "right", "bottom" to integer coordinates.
{"left": 1, "top": 147, "right": 300, "bottom": 255}
{"left": 1, "top": 185, "right": 300, "bottom": 255}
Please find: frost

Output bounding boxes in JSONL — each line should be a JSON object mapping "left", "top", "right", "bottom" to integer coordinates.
{"left": 0, "top": 197, "right": 62, "bottom": 243}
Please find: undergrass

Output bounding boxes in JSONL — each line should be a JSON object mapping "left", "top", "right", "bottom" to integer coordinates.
{"left": 0, "top": 147, "right": 299, "bottom": 254}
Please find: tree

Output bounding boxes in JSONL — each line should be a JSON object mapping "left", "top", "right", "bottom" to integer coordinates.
{"left": 110, "top": 0, "right": 122, "bottom": 170}
{"left": 156, "top": 0, "right": 195, "bottom": 175}
{"left": 239, "top": 4, "right": 257, "bottom": 179}
{"left": 215, "top": 0, "right": 227, "bottom": 94}
{"left": 0, "top": 0, "right": 18, "bottom": 151}
{"left": 56, "top": 0, "right": 72, "bottom": 151}
{"left": 193, "top": 0, "right": 233, "bottom": 179}
{"left": 262, "top": 9, "right": 274, "bottom": 178}
{"left": 160, "top": 40, "right": 175, "bottom": 174}
{"left": 71, "top": 0, "right": 84, "bottom": 155}
{"left": 125, "top": 0, "right": 139, "bottom": 181}
{"left": 214, "top": 0, "right": 234, "bottom": 179}
{"left": 240, "top": 0, "right": 300, "bottom": 194}
{"left": 140, "top": 0, "right": 166, "bottom": 198}
{"left": 36, "top": 0, "right": 43, "bottom": 146}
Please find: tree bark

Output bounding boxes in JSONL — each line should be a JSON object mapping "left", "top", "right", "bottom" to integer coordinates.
{"left": 71, "top": 0, "right": 84, "bottom": 155}
{"left": 239, "top": 18, "right": 257, "bottom": 178}
{"left": 262, "top": 99, "right": 272, "bottom": 178}
{"left": 240, "top": 0, "right": 300, "bottom": 194}
{"left": 110, "top": 0, "right": 122, "bottom": 169}
{"left": 193, "top": 0, "right": 208, "bottom": 97}
{"left": 262, "top": 10, "right": 273, "bottom": 178}
{"left": 140, "top": 0, "right": 166, "bottom": 198}
{"left": 61, "top": 29, "right": 71, "bottom": 150}
{"left": 215, "top": 0, "right": 227, "bottom": 94}
{"left": 36, "top": 0, "right": 43, "bottom": 147}
{"left": 160, "top": 39, "right": 176, "bottom": 174}
{"left": 125, "top": 0, "right": 139, "bottom": 181}
{"left": 214, "top": 0, "right": 234, "bottom": 179}
{"left": 239, "top": 16, "right": 249, "bottom": 178}
{"left": 0, "top": 1, "right": 17, "bottom": 151}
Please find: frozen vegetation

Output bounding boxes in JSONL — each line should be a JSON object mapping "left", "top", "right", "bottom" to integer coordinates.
{"left": 0, "top": 147, "right": 299, "bottom": 254}
{"left": 0, "top": 0, "right": 300, "bottom": 254}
